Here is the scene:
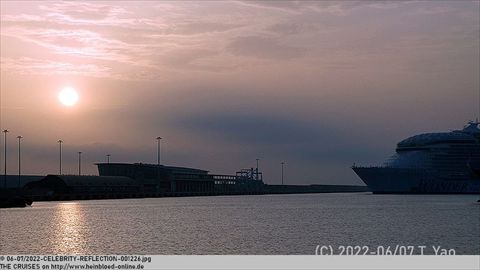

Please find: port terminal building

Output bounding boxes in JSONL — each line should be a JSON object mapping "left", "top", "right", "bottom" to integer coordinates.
{"left": 19, "top": 163, "right": 265, "bottom": 200}
{"left": 97, "top": 163, "right": 212, "bottom": 193}
{"left": 96, "top": 163, "right": 264, "bottom": 193}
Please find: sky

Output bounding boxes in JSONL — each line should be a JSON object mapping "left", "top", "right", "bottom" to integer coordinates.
{"left": 0, "top": 1, "right": 479, "bottom": 185}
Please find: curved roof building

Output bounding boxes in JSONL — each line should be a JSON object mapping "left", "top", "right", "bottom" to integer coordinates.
{"left": 25, "top": 175, "right": 140, "bottom": 194}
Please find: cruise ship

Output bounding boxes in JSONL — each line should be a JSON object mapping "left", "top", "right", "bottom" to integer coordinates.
{"left": 353, "top": 122, "right": 480, "bottom": 194}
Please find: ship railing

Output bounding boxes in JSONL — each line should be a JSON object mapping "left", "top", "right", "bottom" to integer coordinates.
{"left": 352, "top": 165, "right": 425, "bottom": 170}
{"left": 351, "top": 165, "right": 390, "bottom": 169}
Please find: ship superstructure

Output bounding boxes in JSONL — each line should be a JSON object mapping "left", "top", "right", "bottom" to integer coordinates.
{"left": 353, "top": 122, "right": 480, "bottom": 194}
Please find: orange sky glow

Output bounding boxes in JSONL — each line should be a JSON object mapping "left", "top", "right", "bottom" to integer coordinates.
{"left": 1, "top": 1, "right": 479, "bottom": 184}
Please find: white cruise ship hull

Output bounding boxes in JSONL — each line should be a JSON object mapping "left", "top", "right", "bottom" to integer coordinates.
{"left": 353, "top": 167, "right": 480, "bottom": 194}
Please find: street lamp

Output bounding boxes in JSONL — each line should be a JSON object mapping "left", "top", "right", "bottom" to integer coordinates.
{"left": 3, "top": 129, "right": 8, "bottom": 188}
{"left": 106, "top": 154, "right": 110, "bottom": 164}
{"left": 57, "top": 140, "right": 63, "bottom": 175}
{"left": 17, "top": 136, "right": 23, "bottom": 187}
{"left": 78, "top": 152, "right": 82, "bottom": 176}
{"left": 281, "top": 162, "right": 285, "bottom": 185}
{"left": 156, "top": 137, "right": 162, "bottom": 165}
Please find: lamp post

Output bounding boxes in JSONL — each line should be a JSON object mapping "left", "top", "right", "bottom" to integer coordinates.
{"left": 57, "top": 140, "right": 63, "bottom": 175}
{"left": 17, "top": 136, "right": 22, "bottom": 187}
{"left": 106, "top": 154, "right": 110, "bottom": 164}
{"left": 3, "top": 129, "right": 8, "bottom": 189}
{"left": 281, "top": 162, "right": 285, "bottom": 185}
{"left": 156, "top": 137, "right": 162, "bottom": 165}
{"left": 78, "top": 151, "right": 82, "bottom": 176}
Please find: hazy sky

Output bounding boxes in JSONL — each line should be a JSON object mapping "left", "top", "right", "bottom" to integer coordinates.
{"left": 1, "top": 1, "right": 479, "bottom": 185}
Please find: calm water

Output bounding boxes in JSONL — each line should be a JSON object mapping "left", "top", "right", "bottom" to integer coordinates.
{"left": 1, "top": 193, "right": 479, "bottom": 254}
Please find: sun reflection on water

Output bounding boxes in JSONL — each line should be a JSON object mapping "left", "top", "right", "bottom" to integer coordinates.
{"left": 52, "top": 202, "right": 87, "bottom": 254}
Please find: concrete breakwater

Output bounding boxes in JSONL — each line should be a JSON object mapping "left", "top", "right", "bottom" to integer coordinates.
{"left": 32, "top": 185, "right": 368, "bottom": 202}
{"left": 1, "top": 176, "right": 368, "bottom": 206}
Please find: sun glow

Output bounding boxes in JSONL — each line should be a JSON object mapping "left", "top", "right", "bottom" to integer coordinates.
{"left": 58, "top": 87, "right": 79, "bottom": 107}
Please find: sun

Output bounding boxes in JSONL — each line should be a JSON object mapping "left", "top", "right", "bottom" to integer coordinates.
{"left": 58, "top": 87, "right": 79, "bottom": 107}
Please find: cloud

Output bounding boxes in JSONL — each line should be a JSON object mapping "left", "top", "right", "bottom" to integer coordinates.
{"left": 227, "top": 36, "right": 305, "bottom": 59}
{"left": 233, "top": 0, "right": 401, "bottom": 15}
{"left": 2, "top": 0, "right": 476, "bottom": 81}
{"left": 173, "top": 111, "right": 318, "bottom": 144}
{"left": 39, "top": 2, "right": 133, "bottom": 26}
{"left": 158, "top": 48, "right": 219, "bottom": 67}
{"left": 0, "top": 2, "right": 253, "bottom": 78}
{"left": 267, "top": 22, "right": 318, "bottom": 35}
{"left": 167, "top": 105, "right": 385, "bottom": 163}
{"left": 1, "top": 57, "right": 112, "bottom": 78}
{"left": 1, "top": 25, "right": 138, "bottom": 63}
{"left": 233, "top": 1, "right": 349, "bottom": 15}
{"left": 165, "top": 22, "right": 244, "bottom": 35}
